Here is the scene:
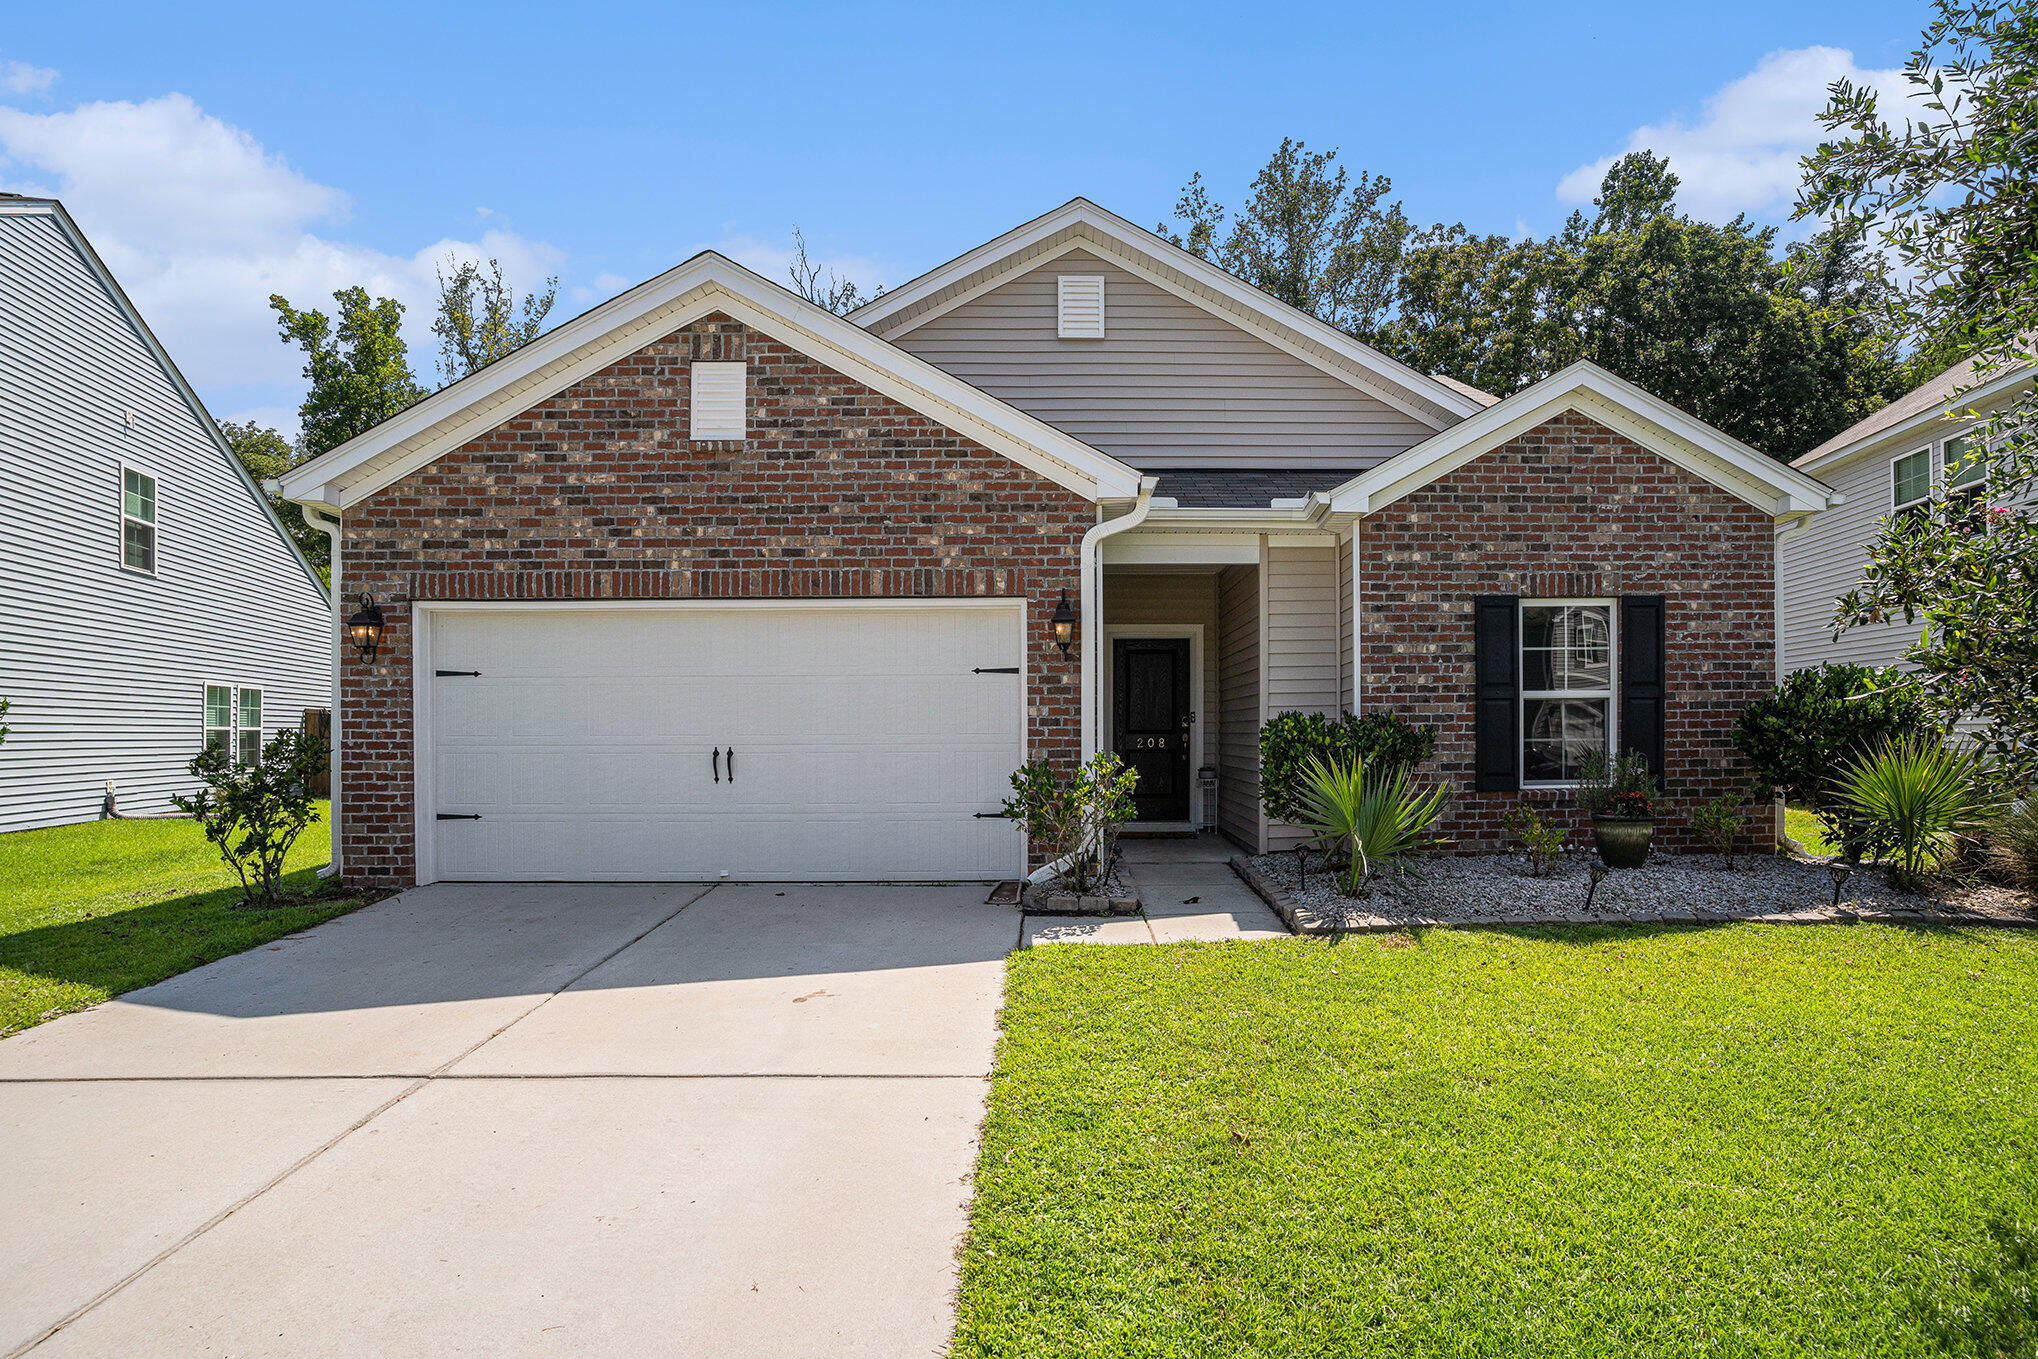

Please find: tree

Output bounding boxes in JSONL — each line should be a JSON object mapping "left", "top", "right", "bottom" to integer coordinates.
{"left": 1588, "top": 150, "right": 1681, "bottom": 233}
{"left": 220, "top": 420, "right": 329, "bottom": 583}
{"left": 271, "top": 288, "right": 423, "bottom": 459}
{"left": 432, "top": 255, "right": 557, "bottom": 384}
{"left": 174, "top": 728, "right": 328, "bottom": 906}
{"left": 1797, "top": 0, "right": 2038, "bottom": 785}
{"left": 788, "top": 226, "right": 882, "bottom": 315}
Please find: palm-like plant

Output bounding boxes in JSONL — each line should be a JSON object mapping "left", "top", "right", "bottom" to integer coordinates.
{"left": 1833, "top": 736, "right": 1994, "bottom": 891}
{"left": 1293, "top": 753, "right": 1450, "bottom": 897}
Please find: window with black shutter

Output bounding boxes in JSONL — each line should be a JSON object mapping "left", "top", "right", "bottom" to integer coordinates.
{"left": 1473, "top": 596, "right": 1520, "bottom": 792}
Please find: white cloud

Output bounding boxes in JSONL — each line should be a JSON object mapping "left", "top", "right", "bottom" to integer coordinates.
{"left": 567, "top": 271, "right": 631, "bottom": 308}
{"left": 0, "top": 90, "right": 563, "bottom": 406}
{"left": 1558, "top": 46, "right": 1907, "bottom": 224}
{"left": 0, "top": 56, "right": 57, "bottom": 99}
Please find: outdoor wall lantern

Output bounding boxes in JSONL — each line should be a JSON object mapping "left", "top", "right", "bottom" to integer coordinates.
{"left": 347, "top": 592, "right": 386, "bottom": 663}
{"left": 1050, "top": 590, "right": 1078, "bottom": 660}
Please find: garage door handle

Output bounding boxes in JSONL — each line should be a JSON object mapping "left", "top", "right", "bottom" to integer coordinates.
{"left": 727, "top": 748, "right": 736, "bottom": 783}
{"left": 712, "top": 747, "right": 720, "bottom": 783}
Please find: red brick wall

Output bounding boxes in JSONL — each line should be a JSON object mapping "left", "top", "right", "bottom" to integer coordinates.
{"left": 338, "top": 313, "right": 1092, "bottom": 885}
{"left": 1358, "top": 410, "right": 1776, "bottom": 854}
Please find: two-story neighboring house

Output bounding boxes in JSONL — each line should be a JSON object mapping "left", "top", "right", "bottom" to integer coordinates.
{"left": 0, "top": 195, "right": 331, "bottom": 833}
{"left": 1780, "top": 356, "right": 2034, "bottom": 677}
{"left": 271, "top": 199, "right": 1837, "bottom": 886}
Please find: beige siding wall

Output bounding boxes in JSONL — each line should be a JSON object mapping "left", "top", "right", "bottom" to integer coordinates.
{"left": 1778, "top": 446, "right": 1926, "bottom": 676}
{"left": 1102, "top": 571, "right": 1222, "bottom": 775}
{"left": 1339, "top": 534, "right": 1355, "bottom": 710}
{"left": 1217, "top": 564, "right": 1262, "bottom": 851}
{"left": 889, "top": 248, "right": 1435, "bottom": 470}
{"left": 1263, "top": 542, "right": 1343, "bottom": 851}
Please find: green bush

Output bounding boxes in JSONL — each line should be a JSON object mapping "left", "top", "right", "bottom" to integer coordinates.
{"left": 1260, "top": 710, "right": 1437, "bottom": 826}
{"left": 1575, "top": 751, "right": 1659, "bottom": 821}
{"left": 1832, "top": 736, "right": 1994, "bottom": 891}
{"left": 1734, "top": 664, "right": 1933, "bottom": 811}
{"left": 1692, "top": 792, "right": 1749, "bottom": 868}
{"left": 172, "top": 728, "right": 328, "bottom": 906}
{"left": 1291, "top": 753, "right": 1450, "bottom": 897}
{"left": 1503, "top": 804, "right": 1566, "bottom": 877}
{"left": 1986, "top": 797, "right": 2038, "bottom": 888}
{"left": 1003, "top": 752, "right": 1138, "bottom": 895}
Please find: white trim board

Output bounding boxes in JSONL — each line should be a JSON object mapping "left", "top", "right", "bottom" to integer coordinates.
{"left": 275, "top": 251, "right": 1143, "bottom": 511}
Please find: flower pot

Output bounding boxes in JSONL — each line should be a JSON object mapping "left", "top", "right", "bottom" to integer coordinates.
{"left": 1592, "top": 816, "right": 1654, "bottom": 869}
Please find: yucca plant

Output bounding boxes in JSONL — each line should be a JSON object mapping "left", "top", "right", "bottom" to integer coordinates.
{"left": 1832, "top": 736, "right": 1995, "bottom": 891}
{"left": 1293, "top": 753, "right": 1450, "bottom": 897}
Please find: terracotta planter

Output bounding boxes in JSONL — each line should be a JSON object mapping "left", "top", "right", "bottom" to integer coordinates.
{"left": 1592, "top": 816, "right": 1654, "bottom": 869}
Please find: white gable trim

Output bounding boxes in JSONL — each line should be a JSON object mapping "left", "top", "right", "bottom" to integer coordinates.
{"left": 275, "top": 252, "right": 1143, "bottom": 510}
{"left": 1793, "top": 364, "right": 2034, "bottom": 478}
{"left": 0, "top": 197, "right": 331, "bottom": 599}
{"left": 850, "top": 199, "right": 1484, "bottom": 430}
{"left": 1326, "top": 361, "right": 1838, "bottom": 518}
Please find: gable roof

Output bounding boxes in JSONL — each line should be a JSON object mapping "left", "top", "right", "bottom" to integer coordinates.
{"left": 275, "top": 251, "right": 1146, "bottom": 511}
{"left": 1326, "top": 361, "right": 1837, "bottom": 518}
{"left": 848, "top": 198, "right": 1487, "bottom": 431}
{"left": 0, "top": 195, "right": 329, "bottom": 599}
{"left": 1794, "top": 353, "right": 2034, "bottom": 473}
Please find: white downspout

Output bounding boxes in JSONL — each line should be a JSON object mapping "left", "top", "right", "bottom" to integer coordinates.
{"left": 297, "top": 500, "right": 344, "bottom": 880}
{"left": 1027, "top": 474, "right": 1159, "bottom": 885}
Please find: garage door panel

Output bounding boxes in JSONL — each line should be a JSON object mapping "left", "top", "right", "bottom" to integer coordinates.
{"left": 424, "top": 605, "right": 1025, "bottom": 881}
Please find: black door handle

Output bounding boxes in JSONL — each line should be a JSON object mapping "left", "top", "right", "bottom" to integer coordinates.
{"left": 712, "top": 747, "right": 720, "bottom": 783}
{"left": 727, "top": 748, "right": 736, "bottom": 783}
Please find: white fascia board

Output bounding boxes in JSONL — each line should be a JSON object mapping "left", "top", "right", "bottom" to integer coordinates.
{"left": 852, "top": 199, "right": 1483, "bottom": 428}
{"left": 1327, "top": 361, "right": 1838, "bottom": 518}
{"left": 1794, "top": 366, "right": 2034, "bottom": 477}
{"left": 277, "top": 252, "right": 1141, "bottom": 508}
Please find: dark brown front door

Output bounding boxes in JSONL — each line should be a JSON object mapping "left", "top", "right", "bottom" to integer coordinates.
{"left": 1113, "top": 637, "right": 1192, "bottom": 822}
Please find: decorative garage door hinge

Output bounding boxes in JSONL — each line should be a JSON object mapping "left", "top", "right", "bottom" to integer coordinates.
{"left": 435, "top": 813, "right": 482, "bottom": 821}
{"left": 434, "top": 670, "right": 481, "bottom": 677}
{"left": 972, "top": 666, "right": 1019, "bottom": 674}
{"left": 973, "top": 811, "right": 1014, "bottom": 819}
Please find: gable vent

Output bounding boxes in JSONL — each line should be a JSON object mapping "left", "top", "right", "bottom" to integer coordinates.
{"left": 690, "top": 362, "right": 746, "bottom": 440}
{"left": 1057, "top": 275, "right": 1105, "bottom": 339}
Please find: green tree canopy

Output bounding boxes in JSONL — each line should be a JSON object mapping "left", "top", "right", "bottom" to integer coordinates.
{"left": 219, "top": 420, "right": 329, "bottom": 584}
{"left": 270, "top": 287, "right": 423, "bottom": 459}
{"left": 432, "top": 256, "right": 557, "bottom": 384}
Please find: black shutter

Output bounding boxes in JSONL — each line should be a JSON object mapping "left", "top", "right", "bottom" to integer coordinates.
{"left": 1473, "top": 596, "right": 1520, "bottom": 792}
{"left": 1619, "top": 595, "right": 1666, "bottom": 780}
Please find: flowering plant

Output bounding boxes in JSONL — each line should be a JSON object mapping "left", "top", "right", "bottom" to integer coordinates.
{"left": 1576, "top": 751, "right": 1658, "bottom": 821}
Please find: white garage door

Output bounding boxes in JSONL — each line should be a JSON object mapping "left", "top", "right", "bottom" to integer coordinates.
{"left": 418, "top": 603, "right": 1027, "bottom": 882}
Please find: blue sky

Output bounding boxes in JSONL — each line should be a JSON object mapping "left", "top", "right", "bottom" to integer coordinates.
{"left": 1, "top": 1, "right": 1929, "bottom": 432}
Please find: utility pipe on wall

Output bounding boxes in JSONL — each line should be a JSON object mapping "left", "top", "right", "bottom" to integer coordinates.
{"left": 295, "top": 498, "right": 344, "bottom": 880}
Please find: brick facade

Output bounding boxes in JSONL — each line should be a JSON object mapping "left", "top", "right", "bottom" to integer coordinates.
{"left": 338, "top": 313, "right": 1092, "bottom": 885}
{"left": 1357, "top": 411, "right": 1776, "bottom": 854}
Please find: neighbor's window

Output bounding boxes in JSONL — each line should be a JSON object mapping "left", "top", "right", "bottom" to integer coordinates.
{"left": 1943, "top": 435, "right": 1985, "bottom": 500}
{"left": 1892, "top": 447, "right": 1932, "bottom": 526}
{"left": 1521, "top": 601, "right": 1614, "bottom": 784}
{"left": 238, "top": 687, "right": 263, "bottom": 765}
{"left": 122, "top": 468, "right": 157, "bottom": 573}
{"left": 204, "top": 684, "right": 233, "bottom": 755}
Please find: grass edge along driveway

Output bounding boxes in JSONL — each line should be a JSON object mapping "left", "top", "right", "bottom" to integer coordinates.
{"left": 0, "top": 805, "right": 371, "bottom": 1035}
{"left": 953, "top": 926, "right": 2038, "bottom": 1359}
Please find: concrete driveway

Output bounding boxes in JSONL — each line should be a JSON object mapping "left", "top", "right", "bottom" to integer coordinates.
{"left": 0, "top": 882, "right": 1019, "bottom": 1358}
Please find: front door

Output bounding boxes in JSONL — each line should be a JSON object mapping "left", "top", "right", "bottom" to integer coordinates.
{"left": 1112, "top": 637, "right": 1192, "bottom": 822}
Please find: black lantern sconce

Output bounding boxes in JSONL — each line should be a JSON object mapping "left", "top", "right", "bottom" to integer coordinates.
{"left": 1050, "top": 589, "right": 1078, "bottom": 660}
{"left": 347, "top": 592, "right": 386, "bottom": 663}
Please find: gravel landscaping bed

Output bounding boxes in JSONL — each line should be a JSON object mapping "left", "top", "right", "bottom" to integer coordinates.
{"left": 1239, "top": 848, "right": 2036, "bottom": 934}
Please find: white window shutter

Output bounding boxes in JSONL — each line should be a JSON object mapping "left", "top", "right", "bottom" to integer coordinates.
{"left": 690, "top": 362, "right": 746, "bottom": 440}
{"left": 1057, "top": 275, "right": 1105, "bottom": 339}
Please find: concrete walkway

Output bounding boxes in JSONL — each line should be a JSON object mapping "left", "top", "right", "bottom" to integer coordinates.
{"left": 0, "top": 882, "right": 1015, "bottom": 1358}
{"left": 1021, "top": 833, "right": 1291, "bottom": 945}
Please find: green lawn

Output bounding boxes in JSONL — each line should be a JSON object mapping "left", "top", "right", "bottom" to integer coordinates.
{"left": 1784, "top": 804, "right": 1839, "bottom": 858}
{"left": 0, "top": 805, "right": 366, "bottom": 1035}
{"left": 956, "top": 928, "right": 2038, "bottom": 1358}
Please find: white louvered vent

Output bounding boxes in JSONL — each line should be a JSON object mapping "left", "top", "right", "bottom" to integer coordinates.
{"left": 1057, "top": 275, "right": 1105, "bottom": 339}
{"left": 690, "top": 362, "right": 746, "bottom": 440}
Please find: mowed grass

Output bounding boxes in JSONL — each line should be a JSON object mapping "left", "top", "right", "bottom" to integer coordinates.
{"left": 956, "top": 927, "right": 2038, "bottom": 1358}
{"left": 1785, "top": 804, "right": 1839, "bottom": 858}
{"left": 0, "top": 806, "right": 358, "bottom": 1034}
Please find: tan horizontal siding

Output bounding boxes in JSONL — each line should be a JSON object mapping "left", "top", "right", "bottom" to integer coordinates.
{"left": 1217, "top": 563, "right": 1262, "bottom": 851}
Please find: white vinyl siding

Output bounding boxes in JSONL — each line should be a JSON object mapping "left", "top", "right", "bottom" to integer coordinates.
{"left": 0, "top": 206, "right": 329, "bottom": 831}
{"left": 1261, "top": 543, "right": 1342, "bottom": 852}
{"left": 1056, "top": 274, "right": 1105, "bottom": 338}
{"left": 1216, "top": 564, "right": 1261, "bottom": 852}
{"left": 689, "top": 362, "right": 745, "bottom": 440}
{"left": 890, "top": 249, "right": 1435, "bottom": 471}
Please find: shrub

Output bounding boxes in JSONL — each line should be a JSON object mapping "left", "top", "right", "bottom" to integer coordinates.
{"left": 1003, "top": 752, "right": 1138, "bottom": 895}
{"left": 1692, "top": 792, "right": 1748, "bottom": 868}
{"left": 1832, "top": 736, "right": 1994, "bottom": 891}
{"left": 1260, "top": 710, "right": 1437, "bottom": 826}
{"left": 173, "top": 728, "right": 328, "bottom": 906}
{"left": 1986, "top": 798, "right": 2038, "bottom": 888}
{"left": 1576, "top": 751, "right": 1659, "bottom": 821}
{"left": 1291, "top": 753, "right": 1450, "bottom": 897}
{"left": 1733, "top": 664, "right": 1933, "bottom": 811}
{"left": 1503, "top": 804, "right": 1566, "bottom": 877}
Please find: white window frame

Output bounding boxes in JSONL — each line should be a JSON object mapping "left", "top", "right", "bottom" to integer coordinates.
{"left": 1891, "top": 446, "right": 1933, "bottom": 520}
{"left": 1942, "top": 433, "right": 1986, "bottom": 498}
{"left": 237, "top": 686, "right": 264, "bottom": 765}
{"left": 203, "top": 683, "right": 234, "bottom": 757}
{"left": 121, "top": 463, "right": 157, "bottom": 575}
{"left": 1519, "top": 597, "right": 1618, "bottom": 790}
